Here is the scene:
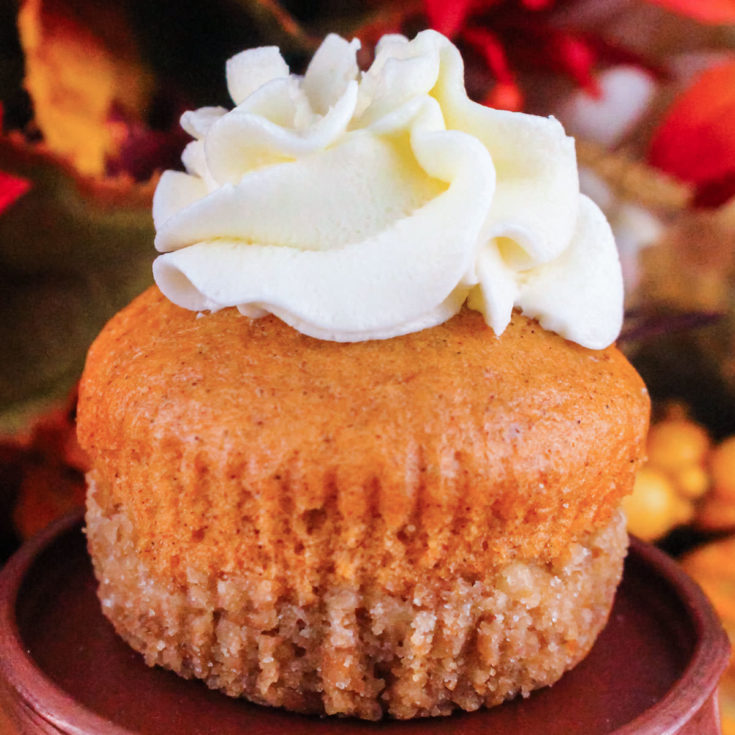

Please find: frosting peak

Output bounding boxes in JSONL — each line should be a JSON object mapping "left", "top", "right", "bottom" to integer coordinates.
{"left": 152, "top": 30, "right": 623, "bottom": 348}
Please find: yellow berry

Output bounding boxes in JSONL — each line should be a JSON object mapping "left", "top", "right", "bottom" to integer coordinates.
{"left": 695, "top": 495, "right": 735, "bottom": 533}
{"left": 622, "top": 467, "right": 679, "bottom": 541}
{"left": 647, "top": 419, "right": 710, "bottom": 472}
{"left": 672, "top": 463, "right": 710, "bottom": 500}
{"left": 711, "top": 437, "right": 735, "bottom": 501}
{"left": 672, "top": 495, "right": 695, "bottom": 525}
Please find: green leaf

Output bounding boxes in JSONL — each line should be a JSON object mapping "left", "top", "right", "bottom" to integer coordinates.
{"left": 0, "top": 135, "right": 155, "bottom": 434}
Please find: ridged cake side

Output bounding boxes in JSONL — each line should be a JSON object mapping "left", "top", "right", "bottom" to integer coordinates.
{"left": 78, "top": 287, "right": 648, "bottom": 599}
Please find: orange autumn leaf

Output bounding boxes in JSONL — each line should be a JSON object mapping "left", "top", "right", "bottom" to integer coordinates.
{"left": 17, "top": 0, "right": 152, "bottom": 177}
{"left": 645, "top": 0, "right": 735, "bottom": 24}
{"left": 649, "top": 60, "right": 735, "bottom": 192}
{"left": 12, "top": 462, "right": 85, "bottom": 540}
{"left": 11, "top": 393, "right": 88, "bottom": 540}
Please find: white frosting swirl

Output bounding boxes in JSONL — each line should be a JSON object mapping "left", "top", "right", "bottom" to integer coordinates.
{"left": 152, "top": 30, "right": 623, "bottom": 348}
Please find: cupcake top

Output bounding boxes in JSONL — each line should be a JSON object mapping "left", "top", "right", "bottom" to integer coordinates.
{"left": 152, "top": 30, "right": 622, "bottom": 349}
{"left": 79, "top": 288, "right": 648, "bottom": 581}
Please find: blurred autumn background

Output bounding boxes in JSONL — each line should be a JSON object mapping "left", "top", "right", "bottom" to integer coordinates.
{"left": 2, "top": 0, "right": 735, "bottom": 725}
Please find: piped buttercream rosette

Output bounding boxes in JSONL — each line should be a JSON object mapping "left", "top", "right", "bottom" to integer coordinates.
{"left": 152, "top": 31, "right": 623, "bottom": 348}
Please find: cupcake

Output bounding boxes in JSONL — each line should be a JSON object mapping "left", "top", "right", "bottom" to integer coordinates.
{"left": 78, "top": 31, "right": 649, "bottom": 720}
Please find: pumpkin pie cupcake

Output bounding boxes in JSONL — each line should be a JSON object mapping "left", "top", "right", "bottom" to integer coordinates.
{"left": 78, "top": 30, "right": 649, "bottom": 719}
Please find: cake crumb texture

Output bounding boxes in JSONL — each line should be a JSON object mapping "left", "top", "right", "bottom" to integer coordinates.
{"left": 87, "top": 486, "right": 628, "bottom": 720}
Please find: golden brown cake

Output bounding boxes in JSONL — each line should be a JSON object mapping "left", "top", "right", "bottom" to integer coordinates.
{"left": 78, "top": 286, "right": 648, "bottom": 720}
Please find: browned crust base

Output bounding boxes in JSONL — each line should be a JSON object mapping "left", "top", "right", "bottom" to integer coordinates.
{"left": 86, "top": 482, "right": 627, "bottom": 720}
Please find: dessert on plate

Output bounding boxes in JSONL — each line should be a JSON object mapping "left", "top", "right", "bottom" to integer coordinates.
{"left": 77, "top": 30, "right": 650, "bottom": 720}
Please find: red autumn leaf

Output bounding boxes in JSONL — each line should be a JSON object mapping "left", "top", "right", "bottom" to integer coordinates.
{"left": 0, "top": 102, "right": 31, "bottom": 215}
{"left": 649, "top": 60, "right": 735, "bottom": 192}
{"left": 644, "top": 0, "right": 735, "bottom": 24}
{"left": 546, "top": 32, "right": 599, "bottom": 94}
{"left": 694, "top": 173, "right": 735, "bottom": 208}
{"left": 521, "top": 0, "right": 555, "bottom": 9}
{"left": 0, "top": 171, "right": 31, "bottom": 215}
{"left": 484, "top": 81, "right": 524, "bottom": 111}
{"left": 425, "top": 0, "right": 474, "bottom": 38}
{"left": 463, "top": 26, "right": 513, "bottom": 83}
{"left": 462, "top": 25, "right": 524, "bottom": 109}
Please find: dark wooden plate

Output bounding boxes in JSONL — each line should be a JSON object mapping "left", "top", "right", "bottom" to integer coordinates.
{"left": 0, "top": 511, "right": 730, "bottom": 734}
